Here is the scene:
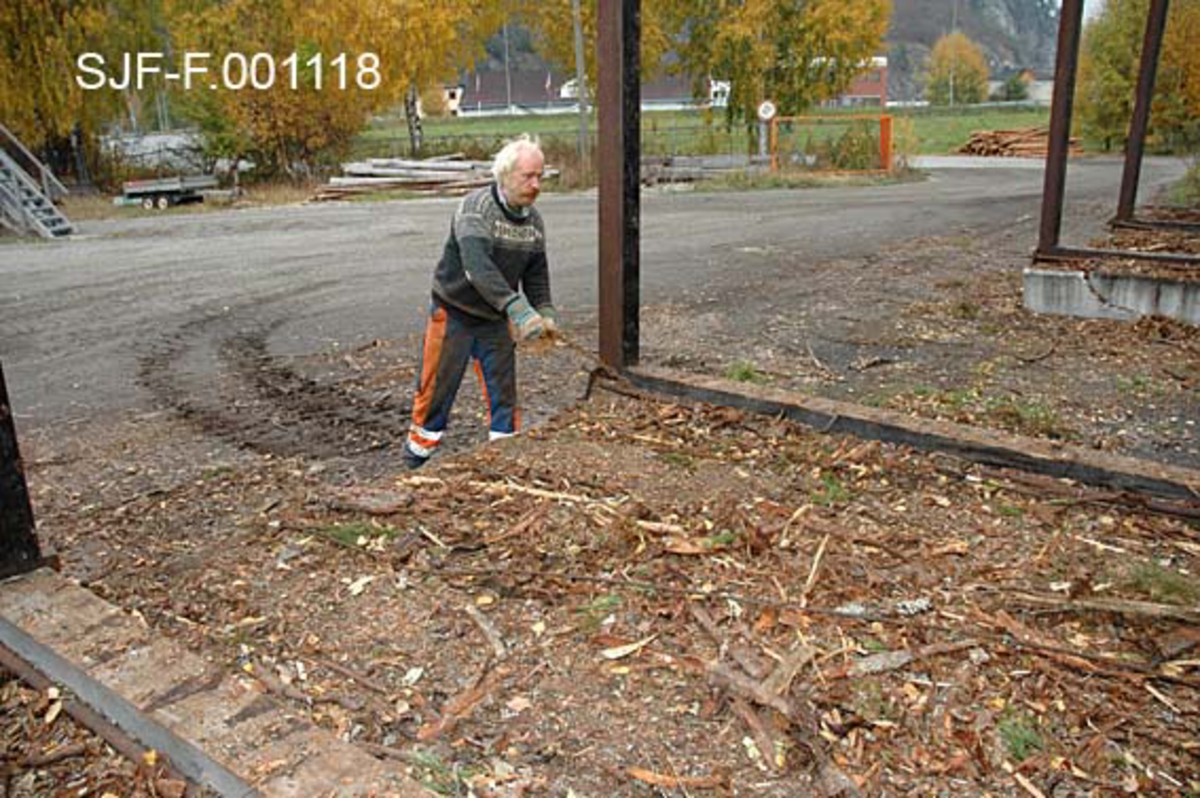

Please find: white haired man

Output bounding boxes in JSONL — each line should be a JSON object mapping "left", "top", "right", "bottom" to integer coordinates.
{"left": 402, "top": 135, "right": 557, "bottom": 469}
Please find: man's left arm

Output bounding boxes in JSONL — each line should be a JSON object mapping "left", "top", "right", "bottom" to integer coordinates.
{"left": 521, "top": 251, "right": 556, "bottom": 330}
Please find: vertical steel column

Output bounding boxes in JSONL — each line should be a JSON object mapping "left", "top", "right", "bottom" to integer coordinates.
{"left": 1116, "top": 0, "right": 1170, "bottom": 223}
{"left": 598, "top": 0, "right": 640, "bottom": 370}
{"left": 1037, "top": 0, "right": 1087, "bottom": 257}
{"left": 0, "top": 362, "right": 41, "bottom": 580}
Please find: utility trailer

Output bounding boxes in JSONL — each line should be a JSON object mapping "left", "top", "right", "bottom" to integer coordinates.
{"left": 119, "top": 174, "right": 219, "bottom": 210}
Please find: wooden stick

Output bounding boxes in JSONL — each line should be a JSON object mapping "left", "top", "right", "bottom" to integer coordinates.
{"left": 307, "top": 656, "right": 391, "bottom": 695}
{"left": 21, "top": 743, "right": 89, "bottom": 768}
{"left": 800, "top": 534, "right": 830, "bottom": 608}
{"left": 465, "top": 604, "right": 508, "bottom": 660}
{"left": 688, "top": 605, "right": 770, "bottom": 679}
{"left": 627, "top": 766, "right": 728, "bottom": 789}
{"left": 705, "top": 660, "right": 799, "bottom": 722}
{"left": 731, "top": 697, "right": 783, "bottom": 773}
{"left": 1005, "top": 591, "right": 1200, "bottom": 625}
{"left": 416, "top": 664, "right": 508, "bottom": 742}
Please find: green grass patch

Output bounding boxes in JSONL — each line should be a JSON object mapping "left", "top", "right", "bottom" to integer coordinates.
{"left": 1166, "top": 160, "right": 1200, "bottom": 205}
{"left": 355, "top": 105, "right": 1054, "bottom": 161}
{"left": 405, "top": 749, "right": 474, "bottom": 795}
{"left": 704, "top": 531, "right": 739, "bottom": 549}
{"left": 576, "top": 593, "right": 622, "bottom": 632}
{"left": 660, "top": 451, "right": 695, "bottom": 469}
{"left": 949, "top": 299, "right": 982, "bottom": 320}
{"left": 725, "top": 361, "right": 768, "bottom": 384}
{"left": 314, "top": 521, "right": 399, "bottom": 547}
{"left": 1127, "top": 562, "right": 1200, "bottom": 606}
{"left": 201, "top": 465, "right": 236, "bottom": 480}
{"left": 982, "top": 399, "right": 1070, "bottom": 440}
{"left": 858, "top": 636, "right": 888, "bottom": 653}
{"left": 812, "top": 473, "right": 853, "bottom": 507}
{"left": 697, "top": 169, "right": 923, "bottom": 193}
{"left": 999, "top": 713, "right": 1044, "bottom": 763}
{"left": 996, "top": 503, "right": 1026, "bottom": 519}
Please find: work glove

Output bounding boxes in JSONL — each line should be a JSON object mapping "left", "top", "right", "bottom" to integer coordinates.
{"left": 505, "top": 295, "right": 545, "bottom": 341}
{"left": 538, "top": 305, "right": 559, "bottom": 335}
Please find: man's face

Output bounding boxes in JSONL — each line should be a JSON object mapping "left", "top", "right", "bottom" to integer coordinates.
{"left": 504, "top": 150, "right": 545, "bottom": 207}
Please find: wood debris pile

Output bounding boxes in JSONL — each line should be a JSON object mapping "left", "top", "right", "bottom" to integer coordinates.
{"left": 311, "top": 154, "right": 497, "bottom": 201}
{"left": 958, "top": 127, "right": 1082, "bottom": 158}
{"left": 34, "top": 388, "right": 1200, "bottom": 794}
{"left": 0, "top": 669, "right": 187, "bottom": 795}
{"left": 641, "top": 155, "right": 738, "bottom": 185}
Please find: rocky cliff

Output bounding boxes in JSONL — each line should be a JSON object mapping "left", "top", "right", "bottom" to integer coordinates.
{"left": 887, "top": 0, "right": 1060, "bottom": 101}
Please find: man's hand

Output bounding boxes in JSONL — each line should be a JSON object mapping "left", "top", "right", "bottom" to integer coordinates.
{"left": 505, "top": 296, "right": 545, "bottom": 341}
{"left": 538, "top": 305, "right": 559, "bottom": 336}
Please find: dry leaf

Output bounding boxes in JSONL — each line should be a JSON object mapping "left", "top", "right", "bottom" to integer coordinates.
{"left": 601, "top": 634, "right": 658, "bottom": 660}
{"left": 347, "top": 575, "right": 375, "bottom": 596}
{"left": 664, "top": 538, "right": 707, "bottom": 555}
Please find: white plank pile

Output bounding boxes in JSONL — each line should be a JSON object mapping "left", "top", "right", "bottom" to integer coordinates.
{"left": 311, "top": 154, "right": 494, "bottom": 201}
{"left": 957, "top": 127, "right": 1082, "bottom": 158}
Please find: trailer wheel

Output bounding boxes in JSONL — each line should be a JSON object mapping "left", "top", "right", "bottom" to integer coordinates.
{"left": 156, "top": 195, "right": 171, "bottom": 210}
{"left": 141, "top": 197, "right": 155, "bottom": 210}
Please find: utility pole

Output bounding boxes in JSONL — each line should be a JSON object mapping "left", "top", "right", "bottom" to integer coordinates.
{"left": 503, "top": 23, "right": 514, "bottom": 114}
{"left": 572, "top": 0, "right": 590, "bottom": 161}
{"left": 949, "top": 0, "right": 959, "bottom": 106}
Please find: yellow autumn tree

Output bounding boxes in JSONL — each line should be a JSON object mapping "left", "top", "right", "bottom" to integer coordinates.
{"left": 167, "top": 0, "right": 504, "bottom": 174}
{"left": 926, "top": 32, "right": 989, "bottom": 106}
{"left": 516, "top": 0, "right": 675, "bottom": 94}
{"left": 0, "top": 0, "right": 160, "bottom": 174}
{"left": 1078, "top": 0, "right": 1200, "bottom": 152}
{"left": 666, "top": 0, "right": 891, "bottom": 125}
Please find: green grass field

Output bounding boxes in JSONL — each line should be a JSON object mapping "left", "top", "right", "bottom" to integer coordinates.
{"left": 356, "top": 105, "right": 1053, "bottom": 160}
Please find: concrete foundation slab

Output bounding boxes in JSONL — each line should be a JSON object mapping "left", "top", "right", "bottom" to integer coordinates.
{"left": 1024, "top": 267, "right": 1200, "bottom": 325}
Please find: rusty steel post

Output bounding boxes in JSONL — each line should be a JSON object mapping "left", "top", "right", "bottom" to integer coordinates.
{"left": 0, "top": 362, "right": 41, "bottom": 580}
{"left": 1037, "top": 0, "right": 1087, "bottom": 258}
{"left": 1116, "top": 0, "right": 1170, "bottom": 223}
{"left": 598, "top": 0, "right": 640, "bottom": 370}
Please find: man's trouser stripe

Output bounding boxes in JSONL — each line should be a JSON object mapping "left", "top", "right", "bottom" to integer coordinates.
{"left": 412, "top": 308, "right": 448, "bottom": 428}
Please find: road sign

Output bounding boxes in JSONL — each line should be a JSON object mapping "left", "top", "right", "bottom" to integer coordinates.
{"left": 757, "top": 100, "right": 777, "bottom": 122}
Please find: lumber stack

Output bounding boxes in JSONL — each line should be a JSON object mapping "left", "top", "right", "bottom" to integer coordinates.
{"left": 311, "top": 154, "right": 500, "bottom": 201}
{"left": 957, "top": 127, "right": 1082, "bottom": 158}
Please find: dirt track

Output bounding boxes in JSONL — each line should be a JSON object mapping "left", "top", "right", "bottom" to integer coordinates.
{"left": 0, "top": 160, "right": 1180, "bottom": 422}
{"left": 2, "top": 157, "right": 1193, "bottom": 473}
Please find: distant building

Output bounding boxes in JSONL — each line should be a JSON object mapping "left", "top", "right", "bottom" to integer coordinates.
{"left": 453, "top": 60, "right": 888, "bottom": 116}
{"left": 820, "top": 57, "right": 888, "bottom": 108}
{"left": 444, "top": 85, "right": 465, "bottom": 116}
{"left": 459, "top": 70, "right": 565, "bottom": 113}
{"left": 987, "top": 68, "right": 1054, "bottom": 104}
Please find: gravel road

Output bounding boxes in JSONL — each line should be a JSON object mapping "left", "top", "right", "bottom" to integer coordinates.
{"left": 0, "top": 156, "right": 1186, "bottom": 431}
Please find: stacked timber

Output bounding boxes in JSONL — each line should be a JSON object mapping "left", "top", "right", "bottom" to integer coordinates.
{"left": 311, "top": 154, "right": 496, "bottom": 201}
{"left": 957, "top": 127, "right": 1082, "bottom": 158}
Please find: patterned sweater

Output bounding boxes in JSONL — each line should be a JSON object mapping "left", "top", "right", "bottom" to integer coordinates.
{"left": 431, "top": 183, "right": 551, "bottom": 321}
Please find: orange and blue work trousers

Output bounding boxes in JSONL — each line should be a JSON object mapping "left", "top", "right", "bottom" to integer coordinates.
{"left": 404, "top": 299, "right": 518, "bottom": 465}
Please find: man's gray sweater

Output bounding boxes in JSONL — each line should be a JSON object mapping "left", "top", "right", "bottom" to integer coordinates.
{"left": 431, "top": 183, "right": 551, "bottom": 321}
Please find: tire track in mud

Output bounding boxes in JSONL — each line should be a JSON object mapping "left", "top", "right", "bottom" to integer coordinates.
{"left": 137, "top": 286, "right": 411, "bottom": 469}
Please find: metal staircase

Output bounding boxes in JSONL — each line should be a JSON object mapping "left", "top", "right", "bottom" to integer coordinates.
{"left": 0, "top": 124, "right": 72, "bottom": 239}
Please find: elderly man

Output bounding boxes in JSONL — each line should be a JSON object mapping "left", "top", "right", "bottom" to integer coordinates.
{"left": 403, "top": 135, "right": 557, "bottom": 469}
